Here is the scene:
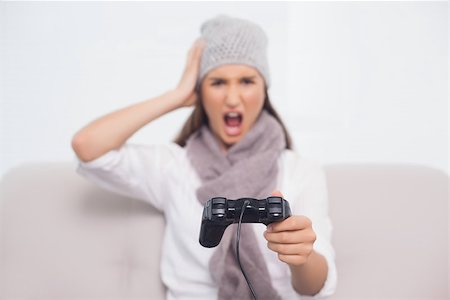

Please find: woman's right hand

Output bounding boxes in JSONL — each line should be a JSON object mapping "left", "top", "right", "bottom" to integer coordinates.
{"left": 174, "top": 38, "right": 206, "bottom": 108}
{"left": 72, "top": 38, "right": 206, "bottom": 162}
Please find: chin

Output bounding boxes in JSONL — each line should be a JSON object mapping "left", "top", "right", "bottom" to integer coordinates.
{"left": 215, "top": 127, "right": 248, "bottom": 149}
{"left": 222, "top": 134, "right": 243, "bottom": 147}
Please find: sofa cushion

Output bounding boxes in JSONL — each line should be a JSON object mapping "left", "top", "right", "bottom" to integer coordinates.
{"left": 326, "top": 164, "right": 448, "bottom": 299}
{"left": 0, "top": 162, "right": 166, "bottom": 299}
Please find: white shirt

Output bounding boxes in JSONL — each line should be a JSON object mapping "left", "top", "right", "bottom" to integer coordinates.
{"left": 75, "top": 142, "right": 337, "bottom": 299}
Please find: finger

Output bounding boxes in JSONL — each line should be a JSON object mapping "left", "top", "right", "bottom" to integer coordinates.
{"left": 186, "top": 39, "right": 201, "bottom": 63}
{"left": 193, "top": 39, "right": 206, "bottom": 60}
{"left": 186, "top": 41, "right": 205, "bottom": 70}
{"left": 268, "top": 215, "right": 312, "bottom": 233}
{"left": 264, "top": 229, "right": 316, "bottom": 244}
{"left": 277, "top": 254, "right": 308, "bottom": 266}
{"left": 267, "top": 242, "right": 313, "bottom": 255}
{"left": 187, "top": 42, "right": 196, "bottom": 60}
{"left": 195, "top": 37, "right": 207, "bottom": 49}
{"left": 271, "top": 190, "right": 283, "bottom": 197}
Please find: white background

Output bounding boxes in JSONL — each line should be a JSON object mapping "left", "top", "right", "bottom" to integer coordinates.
{"left": 0, "top": 1, "right": 448, "bottom": 179}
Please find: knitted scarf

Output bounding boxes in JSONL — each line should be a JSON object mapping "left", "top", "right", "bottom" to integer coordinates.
{"left": 185, "top": 110, "right": 285, "bottom": 300}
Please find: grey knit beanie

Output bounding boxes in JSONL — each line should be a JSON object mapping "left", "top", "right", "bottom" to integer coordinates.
{"left": 196, "top": 14, "right": 271, "bottom": 91}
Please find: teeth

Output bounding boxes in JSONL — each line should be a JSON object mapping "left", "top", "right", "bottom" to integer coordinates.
{"left": 226, "top": 112, "right": 240, "bottom": 118}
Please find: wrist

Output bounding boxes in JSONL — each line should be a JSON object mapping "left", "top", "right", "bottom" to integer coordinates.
{"left": 289, "top": 250, "right": 328, "bottom": 296}
{"left": 163, "top": 89, "right": 186, "bottom": 110}
{"left": 288, "top": 249, "right": 315, "bottom": 271}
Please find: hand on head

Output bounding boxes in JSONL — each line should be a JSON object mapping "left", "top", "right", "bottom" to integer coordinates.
{"left": 175, "top": 38, "right": 207, "bottom": 108}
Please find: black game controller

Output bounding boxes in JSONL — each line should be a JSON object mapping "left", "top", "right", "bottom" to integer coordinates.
{"left": 199, "top": 196, "right": 292, "bottom": 248}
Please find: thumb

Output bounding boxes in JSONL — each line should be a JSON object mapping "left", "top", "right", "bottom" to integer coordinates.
{"left": 271, "top": 190, "right": 283, "bottom": 198}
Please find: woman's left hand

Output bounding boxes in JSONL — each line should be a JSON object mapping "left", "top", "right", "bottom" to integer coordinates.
{"left": 263, "top": 191, "right": 317, "bottom": 266}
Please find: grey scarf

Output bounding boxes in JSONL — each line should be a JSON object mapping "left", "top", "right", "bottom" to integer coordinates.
{"left": 186, "top": 110, "right": 285, "bottom": 300}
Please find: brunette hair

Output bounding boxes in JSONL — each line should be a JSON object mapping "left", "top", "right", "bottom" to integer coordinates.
{"left": 173, "top": 87, "right": 293, "bottom": 150}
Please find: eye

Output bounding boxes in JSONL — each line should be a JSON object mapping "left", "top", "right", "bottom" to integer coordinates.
{"left": 211, "top": 80, "right": 224, "bottom": 86}
{"left": 242, "top": 79, "right": 254, "bottom": 84}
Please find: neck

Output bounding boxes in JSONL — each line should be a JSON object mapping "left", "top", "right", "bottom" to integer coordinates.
{"left": 219, "top": 139, "right": 231, "bottom": 154}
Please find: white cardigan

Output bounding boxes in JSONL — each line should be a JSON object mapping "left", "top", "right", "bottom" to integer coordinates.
{"left": 75, "top": 142, "right": 337, "bottom": 299}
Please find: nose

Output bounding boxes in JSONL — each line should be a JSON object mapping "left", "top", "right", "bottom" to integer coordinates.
{"left": 224, "top": 85, "right": 242, "bottom": 108}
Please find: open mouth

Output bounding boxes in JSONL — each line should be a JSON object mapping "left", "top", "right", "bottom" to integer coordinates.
{"left": 223, "top": 111, "right": 243, "bottom": 136}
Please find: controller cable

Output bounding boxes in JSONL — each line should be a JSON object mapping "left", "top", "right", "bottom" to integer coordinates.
{"left": 236, "top": 200, "right": 258, "bottom": 300}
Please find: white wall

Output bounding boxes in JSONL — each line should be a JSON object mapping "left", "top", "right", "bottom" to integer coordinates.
{"left": 0, "top": 1, "right": 448, "bottom": 179}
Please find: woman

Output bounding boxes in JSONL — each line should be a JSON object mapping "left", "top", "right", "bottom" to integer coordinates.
{"left": 72, "top": 14, "right": 336, "bottom": 300}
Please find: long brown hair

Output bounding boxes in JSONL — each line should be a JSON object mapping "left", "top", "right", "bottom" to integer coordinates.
{"left": 173, "top": 88, "right": 293, "bottom": 149}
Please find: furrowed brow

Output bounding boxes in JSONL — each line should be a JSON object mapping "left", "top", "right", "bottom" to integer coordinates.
{"left": 208, "top": 76, "right": 257, "bottom": 81}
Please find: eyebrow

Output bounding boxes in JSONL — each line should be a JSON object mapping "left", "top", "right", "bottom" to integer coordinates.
{"left": 208, "top": 76, "right": 257, "bottom": 81}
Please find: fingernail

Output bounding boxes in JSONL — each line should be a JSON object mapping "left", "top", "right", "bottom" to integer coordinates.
{"left": 267, "top": 225, "right": 272, "bottom": 232}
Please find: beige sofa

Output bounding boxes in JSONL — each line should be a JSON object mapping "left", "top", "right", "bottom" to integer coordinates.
{"left": 0, "top": 162, "right": 448, "bottom": 300}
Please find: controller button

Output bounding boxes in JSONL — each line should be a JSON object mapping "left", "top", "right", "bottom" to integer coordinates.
{"left": 269, "top": 207, "right": 282, "bottom": 214}
{"left": 212, "top": 197, "right": 226, "bottom": 204}
{"left": 212, "top": 201, "right": 226, "bottom": 216}
{"left": 212, "top": 208, "right": 225, "bottom": 216}
{"left": 268, "top": 196, "right": 282, "bottom": 204}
